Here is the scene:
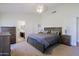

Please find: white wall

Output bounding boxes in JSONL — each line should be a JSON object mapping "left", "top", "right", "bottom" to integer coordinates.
{"left": 0, "top": 4, "right": 79, "bottom": 46}
{"left": 0, "top": 13, "right": 41, "bottom": 42}
{"left": 41, "top": 4, "right": 79, "bottom": 46}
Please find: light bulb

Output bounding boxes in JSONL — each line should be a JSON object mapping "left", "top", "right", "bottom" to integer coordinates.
{"left": 36, "top": 5, "right": 44, "bottom": 13}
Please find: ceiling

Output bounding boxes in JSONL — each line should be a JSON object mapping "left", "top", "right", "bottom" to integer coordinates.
{"left": 0, "top": 3, "right": 63, "bottom": 13}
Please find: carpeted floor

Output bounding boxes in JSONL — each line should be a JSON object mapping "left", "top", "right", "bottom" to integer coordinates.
{"left": 11, "top": 41, "right": 79, "bottom": 56}
{"left": 11, "top": 41, "right": 43, "bottom": 56}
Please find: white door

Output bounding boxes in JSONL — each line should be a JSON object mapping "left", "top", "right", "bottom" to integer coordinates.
{"left": 76, "top": 17, "right": 79, "bottom": 45}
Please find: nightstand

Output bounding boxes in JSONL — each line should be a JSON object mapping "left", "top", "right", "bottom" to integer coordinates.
{"left": 61, "top": 35, "right": 71, "bottom": 46}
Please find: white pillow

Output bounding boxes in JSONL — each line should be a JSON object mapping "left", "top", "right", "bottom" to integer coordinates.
{"left": 43, "top": 31, "right": 48, "bottom": 34}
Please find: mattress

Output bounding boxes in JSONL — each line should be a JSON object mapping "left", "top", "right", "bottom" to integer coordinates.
{"left": 28, "top": 33, "right": 60, "bottom": 48}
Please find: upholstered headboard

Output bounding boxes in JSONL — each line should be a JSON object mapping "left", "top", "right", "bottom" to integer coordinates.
{"left": 44, "top": 27, "right": 62, "bottom": 34}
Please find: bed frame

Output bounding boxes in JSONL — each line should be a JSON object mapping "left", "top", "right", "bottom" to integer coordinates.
{"left": 27, "top": 27, "right": 62, "bottom": 53}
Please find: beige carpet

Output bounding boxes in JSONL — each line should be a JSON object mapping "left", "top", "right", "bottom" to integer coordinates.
{"left": 51, "top": 44, "right": 79, "bottom": 56}
{"left": 11, "top": 41, "right": 44, "bottom": 56}
{"left": 11, "top": 41, "right": 79, "bottom": 56}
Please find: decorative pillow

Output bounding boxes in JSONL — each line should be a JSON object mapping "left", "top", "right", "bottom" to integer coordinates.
{"left": 47, "top": 30, "right": 51, "bottom": 34}
{"left": 51, "top": 31, "right": 60, "bottom": 35}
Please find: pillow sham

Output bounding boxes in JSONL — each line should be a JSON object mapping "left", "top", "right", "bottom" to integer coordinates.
{"left": 51, "top": 31, "right": 60, "bottom": 35}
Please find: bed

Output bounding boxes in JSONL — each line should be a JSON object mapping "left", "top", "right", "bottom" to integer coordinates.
{"left": 27, "top": 27, "right": 62, "bottom": 52}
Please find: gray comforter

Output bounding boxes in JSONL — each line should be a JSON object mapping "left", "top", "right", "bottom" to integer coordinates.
{"left": 28, "top": 33, "right": 60, "bottom": 48}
